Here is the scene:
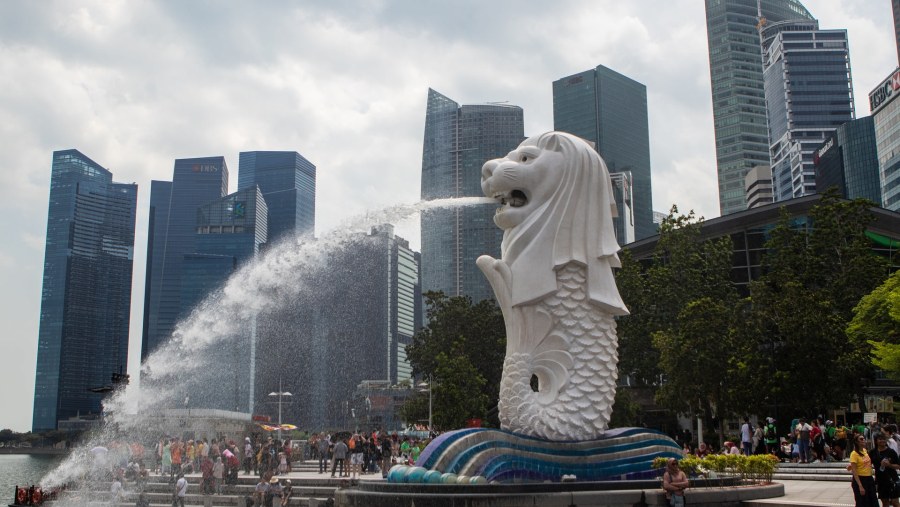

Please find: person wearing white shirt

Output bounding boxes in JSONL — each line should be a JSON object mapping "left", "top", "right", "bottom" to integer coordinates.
{"left": 740, "top": 417, "right": 753, "bottom": 456}
{"left": 173, "top": 474, "right": 187, "bottom": 507}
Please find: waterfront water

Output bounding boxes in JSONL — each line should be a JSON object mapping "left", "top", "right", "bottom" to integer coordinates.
{"left": 0, "top": 454, "right": 65, "bottom": 499}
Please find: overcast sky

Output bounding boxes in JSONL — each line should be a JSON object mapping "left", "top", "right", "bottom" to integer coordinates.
{"left": 0, "top": 0, "right": 895, "bottom": 432}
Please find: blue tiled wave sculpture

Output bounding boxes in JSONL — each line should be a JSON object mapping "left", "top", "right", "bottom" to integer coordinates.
{"left": 388, "top": 427, "right": 683, "bottom": 484}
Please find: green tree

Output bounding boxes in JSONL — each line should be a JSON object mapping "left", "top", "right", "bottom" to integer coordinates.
{"left": 616, "top": 207, "right": 737, "bottom": 384}
{"left": 609, "top": 389, "right": 642, "bottom": 428}
{"left": 403, "top": 292, "right": 505, "bottom": 428}
{"left": 617, "top": 207, "right": 745, "bottom": 444}
{"left": 653, "top": 297, "right": 742, "bottom": 444}
{"left": 850, "top": 271, "right": 900, "bottom": 378}
{"left": 746, "top": 192, "right": 889, "bottom": 416}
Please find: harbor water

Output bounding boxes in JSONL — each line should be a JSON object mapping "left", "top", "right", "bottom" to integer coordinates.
{"left": 0, "top": 454, "right": 64, "bottom": 500}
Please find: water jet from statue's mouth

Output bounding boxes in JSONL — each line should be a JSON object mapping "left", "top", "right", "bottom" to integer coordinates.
{"left": 493, "top": 189, "right": 528, "bottom": 209}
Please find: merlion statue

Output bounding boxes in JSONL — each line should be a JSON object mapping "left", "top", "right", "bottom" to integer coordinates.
{"left": 388, "top": 132, "right": 679, "bottom": 484}
{"left": 477, "top": 131, "right": 629, "bottom": 441}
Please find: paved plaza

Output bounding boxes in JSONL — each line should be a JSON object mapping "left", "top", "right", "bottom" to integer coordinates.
{"left": 215, "top": 466, "right": 858, "bottom": 506}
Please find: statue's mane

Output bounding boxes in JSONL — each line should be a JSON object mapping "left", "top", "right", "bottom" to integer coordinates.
{"left": 502, "top": 132, "right": 628, "bottom": 314}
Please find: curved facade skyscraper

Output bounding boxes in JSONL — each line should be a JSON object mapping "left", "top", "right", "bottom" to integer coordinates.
{"left": 704, "top": 0, "right": 815, "bottom": 215}
{"left": 33, "top": 150, "right": 137, "bottom": 430}
{"left": 420, "top": 89, "right": 524, "bottom": 303}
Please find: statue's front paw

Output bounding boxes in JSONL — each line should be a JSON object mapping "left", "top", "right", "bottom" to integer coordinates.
{"left": 476, "top": 255, "right": 497, "bottom": 271}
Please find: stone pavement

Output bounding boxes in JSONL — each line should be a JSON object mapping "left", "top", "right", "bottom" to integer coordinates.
{"left": 746, "top": 479, "right": 853, "bottom": 506}
{"left": 177, "top": 464, "right": 858, "bottom": 506}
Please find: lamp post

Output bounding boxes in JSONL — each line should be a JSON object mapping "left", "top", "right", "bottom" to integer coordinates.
{"left": 268, "top": 380, "right": 292, "bottom": 441}
{"left": 417, "top": 375, "right": 435, "bottom": 434}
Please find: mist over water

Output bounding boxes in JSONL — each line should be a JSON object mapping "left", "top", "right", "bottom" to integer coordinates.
{"left": 38, "top": 197, "right": 496, "bottom": 501}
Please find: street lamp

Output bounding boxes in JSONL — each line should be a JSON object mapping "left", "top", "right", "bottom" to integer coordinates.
{"left": 268, "top": 380, "right": 292, "bottom": 441}
{"left": 417, "top": 375, "right": 436, "bottom": 434}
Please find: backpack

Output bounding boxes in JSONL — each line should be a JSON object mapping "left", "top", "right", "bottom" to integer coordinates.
{"left": 835, "top": 427, "right": 847, "bottom": 440}
{"left": 765, "top": 424, "right": 775, "bottom": 439}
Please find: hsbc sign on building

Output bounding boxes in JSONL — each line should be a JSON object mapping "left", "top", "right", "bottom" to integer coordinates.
{"left": 870, "top": 68, "right": 900, "bottom": 114}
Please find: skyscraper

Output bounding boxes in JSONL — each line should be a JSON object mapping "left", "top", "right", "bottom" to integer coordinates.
{"left": 420, "top": 88, "right": 524, "bottom": 303}
{"left": 704, "top": 0, "right": 815, "bottom": 215}
{"left": 179, "top": 186, "right": 267, "bottom": 413}
{"left": 141, "top": 157, "right": 228, "bottom": 360}
{"left": 761, "top": 20, "right": 854, "bottom": 201}
{"left": 813, "top": 117, "right": 882, "bottom": 205}
{"left": 870, "top": 68, "right": 900, "bottom": 211}
{"left": 252, "top": 225, "right": 422, "bottom": 429}
{"left": 33, "top": 150, "right": 137, "bottom": 430}
{"left": 552, "top": 65, "right": 654, "bottom": 241}
{"left": 609, "top": 171, "right": 635, "bottom": 245}
{"left": 237, "top": 151, "right": 316, "bottom": 244}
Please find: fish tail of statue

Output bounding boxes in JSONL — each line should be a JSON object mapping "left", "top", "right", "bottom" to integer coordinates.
{"left": 497, "top": 264, "right": 619, "bottom": 441}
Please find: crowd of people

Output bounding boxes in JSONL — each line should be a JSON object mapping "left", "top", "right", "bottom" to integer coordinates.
{"left": 308, "top": 431, "right": 427, "bottom": 479}
{"left": 677, "top": 417, "right": 879, "bottom": 464}
{"left": 674, "top": 417, "right": 900, "bottom": 507}
{"left": 90, "top": 429, "right": 432, "bottom": 506}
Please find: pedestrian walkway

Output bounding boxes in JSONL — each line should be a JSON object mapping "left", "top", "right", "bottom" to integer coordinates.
{"left": 746, "top": 479, "right": 853, "bottom": 506}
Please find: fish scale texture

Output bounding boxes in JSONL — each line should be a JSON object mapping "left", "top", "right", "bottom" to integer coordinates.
{"left": 499, "top": 263, "right": 618, "bottom": 440}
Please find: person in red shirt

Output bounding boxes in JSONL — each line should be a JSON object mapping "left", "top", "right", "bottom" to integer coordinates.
{"left": 810, "top": 419, "right": 825, "bottom": 463}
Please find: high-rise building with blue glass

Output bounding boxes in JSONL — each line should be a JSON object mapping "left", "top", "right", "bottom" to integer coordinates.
{"left": 552, "top": 65, "right": 654, "bottom": 241}
{"left": 141, "top": 157, "right": 228, "bottom": 360}
{"left": 420, "top": 89, "right": 524, "bottom": 303}
{"left": 237, "top": 151, "right": 315, "bottom": 243}
{"left": 33, "top": 150, "right": 137, "bottom": 431}
{"left": 813, "top": 117, "right": 882, "bottom": 205}
{"left": 178, "top": 186, "right": 267, "bottom": 412}
{"left": 705, "top": 0, "right": 816, "bottom": 215}
{"left": 761, "top": 19, "right": 854, "bottom": 201}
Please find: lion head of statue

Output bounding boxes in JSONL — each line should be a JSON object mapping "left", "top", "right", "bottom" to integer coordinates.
{"left": 480, "top": 132, "right": 628, "bottom": 314}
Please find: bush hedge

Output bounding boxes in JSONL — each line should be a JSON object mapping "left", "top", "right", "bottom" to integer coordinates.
{"left": 652, "top": 454, "right": 779, "bottom": 484}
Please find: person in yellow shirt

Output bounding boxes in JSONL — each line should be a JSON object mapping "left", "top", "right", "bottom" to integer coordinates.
{"left": 850, "top": 434, "right": 878, "bottom": 507}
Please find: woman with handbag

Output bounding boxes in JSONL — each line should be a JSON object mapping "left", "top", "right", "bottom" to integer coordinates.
{"left": 662, "top": 458, "right": 689, "bottom": 507}
{"left": 870, "top": 433, "right": 900, "bottom": 507}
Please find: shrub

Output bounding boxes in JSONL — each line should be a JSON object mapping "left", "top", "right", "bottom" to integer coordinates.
{"left": 651, "top": 454, "right": 778, "bottom": 484}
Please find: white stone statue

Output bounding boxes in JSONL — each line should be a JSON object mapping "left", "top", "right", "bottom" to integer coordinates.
{"left": 477, "top": 131, "right": 629, "bottom": 441}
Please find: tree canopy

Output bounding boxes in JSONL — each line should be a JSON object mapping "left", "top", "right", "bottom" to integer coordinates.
{"left": 401, "top": 291, "right": 505, "bottom": 429}
{"left": 851, "top": 270, "right": 900, "bottom": 379}
{"left": 616, "top": 194, "right": 891, "bottom": 443}
{"left": 616, "top": 207, "right": 741, "bottom": 441}
{"left": 744, "top": 192, "right": 889, "bottom": 417}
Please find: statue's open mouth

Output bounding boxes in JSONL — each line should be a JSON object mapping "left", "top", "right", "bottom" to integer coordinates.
{"left": 494, "top": 190, "right": 528, "bottom": 208}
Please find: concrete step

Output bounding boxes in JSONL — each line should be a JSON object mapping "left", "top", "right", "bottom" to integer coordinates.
{"left": 773, "top": 461, "right": 852, "bottom": 481}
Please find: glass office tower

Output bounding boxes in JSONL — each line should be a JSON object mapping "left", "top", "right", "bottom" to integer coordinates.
{"left": 141, "top": 157, "right": 228, "bottom": 360}
{"left": 762, "top": 20, "right": 854, "bottom": 201}
{"left": 871, "top": 68, "right": 900, "bottom": 211}
{"left": 420, "top": 88, "right": 524, "bottom": 303}
{"left": 178, "top": 186, "right": 267, "bottom": 413}
{"left": 813, "top": 117, "right": 881, "bottom": 205}
{"left": 705, "top": 0, "right": 815, "bottom": 215}
{"left": 33, "top": 150, "right": 137, "bottom": 430}
{"left": 237, "top": 151, "right": 316, "bottom": 244}
{"left": 553, "top": 65, "right": 654, "bottom": 241}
